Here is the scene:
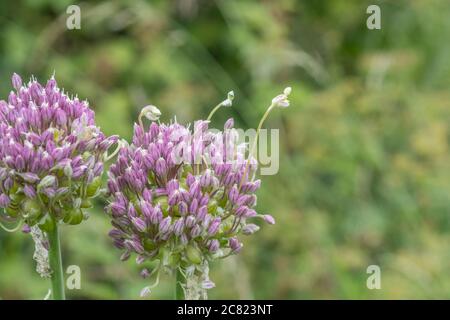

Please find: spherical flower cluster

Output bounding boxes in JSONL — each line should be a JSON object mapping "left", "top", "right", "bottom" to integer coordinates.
{"left": 0, "top": 74, "right": 118, "bottom": 231}
{"left": 106, "top": 115, "right": 275, "bottom": 291}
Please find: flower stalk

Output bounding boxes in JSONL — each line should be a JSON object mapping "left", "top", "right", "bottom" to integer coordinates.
{"left": 175, "top": 268, "right": 184, "bottom": 300}
{"left": 47, "top": 221, "right": 65, "bottom": 300}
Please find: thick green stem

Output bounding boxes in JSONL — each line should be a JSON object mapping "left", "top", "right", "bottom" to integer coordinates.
{"left": 47, "top": 223, "right": 65, "bottom": 300}
{"left": 175, "top": 269, "right": 184, "bottom": 300}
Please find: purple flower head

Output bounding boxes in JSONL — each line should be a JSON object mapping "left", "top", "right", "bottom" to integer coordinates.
{"left": 0, "top": 74, "right": 117, "bottom": 230}
{"left": 106, "top": 90, "right": 285, "bottom": 296}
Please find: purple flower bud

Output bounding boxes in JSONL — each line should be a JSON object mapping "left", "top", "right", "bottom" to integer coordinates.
{"left": 12, "top": 73, "right": 22, "bottom": 90}
{"left": 190, "top": 225, "right": 202, "bottom": 238}
{"left": 111, "top": 202, "right": 126, "bottom": 217}
{"left": 200, "top": 170, "right": 212, "bottom": 187}
{"left": 208, "top": 239, "right": 220, "bottom": 252}
{"left": 42, "top": 187, "right": 56, "bottom": 198}
{"left": 186, "top": 174, "right": 196, "bottom": 187}
{"left": 155, "top": 157, "right": 167, "bottom": 176}
{"left": 113, "top": 239, "right": 125, "bottom": 249}
{"left": 142, "top": 189, "right": 152, "bottom": 202}
{"left": 127, "top": 239, "right": 144, "bottom": 254}
{"left": 224, "top": 118, "right": 234, "bottom": 130}
{"left": 23, "top": 185, "right": 37, "bottom": 198}
{"left": 235, "top": 206, "right": 248, "bottom": 217}
{"left": 185, "top": 215, "right": 196, "bottom": 228}
{"left": 242, "top": 223, "right": 260, "bottom": 235}
{"left": 132, "top": 217, "right": 147, "bottom": 232}
{"left": 150, "top": 206, "right": 163, "bottom": 224}
{"left": 127, "top": 205, "right": 138, "bottom": 218}
{"left": 15, "top": 155, "right": 25, "bottom": 171}
{"left": 55, "top": 109, "right": 67, "bottom": 126}
{"left": 159, "top": 216, "right": 171, "bottom": 234}
{"left": 0, "top": 194, "right": 10, "bottom": 207}
{"left": 263, "top": 214, "right": 275, "bottom": 225}
{"left": 173, "top": 218, "right": 184, "bottom": 236}
{"left": 108, "top": 229, "right": 124, "bottom": 239}
{"left": 168, "top": 190, "right": 181, "bottom": 206}
{"left": 229, "top": 237, "right": 242, "bottom": 254}
{"left": 166, "top": 179, "right": 179, "bottom": 194}
{"left": 136, "top": 255, "right": 146, "bottom": 264}
{"left": 3, "top": 177, "right": 13, "bottom": 191}
{"left": 199, "top": 195, "right": 209, "bottom": 207}
{"left": 141, "top": 202, "right": 153, "bottom": 221}
{"left": 207, "top": 218, "right": 221, "bottom": 236}
{"left": 196, "top": 206, "right": 207, "bottom": 221}
{"left": 140, "top": 268, "right": 150, "bottom": 279}
{"left": 120, "top": 250, "right": 131, "bottom": 261}
{"left": 189, "top": 181, "right": 201, "bottom": 199}
{"left": 178, "top": 201, "right": 188, "bottom": 216}
{"left": 236, "top": 195, "right": 250, "bottom": 206}
{"left": 244, "top": 209, "right": 257, "bottom": 218}
{"left": 22, "top": 224, "right": 31, "bottom": 234}
{"left": 228, "top": 186, "right": 239, "bottom": 203}
{"left": 189, "top": 198, "right": 198, "bottom": 214}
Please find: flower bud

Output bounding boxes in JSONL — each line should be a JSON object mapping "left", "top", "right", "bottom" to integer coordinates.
{"left": 159, "top": 216, "right": 171, "bottom": 234}
{"left": 229, "top": 237, "right": 242, "bottom": 254}
{"left": 140, "top": 105, "right": 161, "bottom": 121}
{"left": 207, "top": 218, "right": 221, "bottom": 236}
{"left": 263, "top": 214, "right": 275, "bottom": 225}
{"left": 86, "top": 176, "right": 102, "bottom": 197}
{"left": 12, "top": 73, "right": 22, "bottom": 90}
{"left": 132, "top": 217, "right": 147, "bottom": 232}
{"left": 38, "top": 175, "right": 56, "bottom": 189}
{"left": 242, "top": 223, "right": 260, "bottom": 235}
{"left": 186, "top": 245, "right": 202, "bottom": 264}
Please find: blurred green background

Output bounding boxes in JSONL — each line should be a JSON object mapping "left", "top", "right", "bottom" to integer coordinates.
{"left": 0, "top": 0, "right": 449, "bottom": 299}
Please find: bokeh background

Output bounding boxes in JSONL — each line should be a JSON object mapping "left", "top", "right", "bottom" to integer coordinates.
{"left": 0, "top": 0, "right": 449, "bottom": 299}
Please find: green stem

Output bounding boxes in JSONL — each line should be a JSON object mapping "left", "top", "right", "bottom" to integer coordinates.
{"left": 206, "top": 102, "right": 223, "bottom": 121}
{"left": 238, "top": 104, "right": 275, "bottom": 189}
{"left": 175, "top": 269, "right": 184, "bottom": 300}
{"left": 47, "top": 222, "right": 65, "bottom": 300}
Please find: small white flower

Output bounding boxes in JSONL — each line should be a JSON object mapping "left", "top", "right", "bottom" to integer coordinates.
{"left": 271, "top": 87, "right": 292, "bottom": 108}
{"left": 141, "top": 105, "right": 161, "bottom": 121}
{"left": 221, "top": 90, "right": 234, "bottom": 107}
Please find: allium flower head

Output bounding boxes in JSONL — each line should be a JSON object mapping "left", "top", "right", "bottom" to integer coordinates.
{"left": 0, "top": 74, "right": 118, "bottom": 231}
{"left": 107, "top": 98, "right": 279, "bottom": 297}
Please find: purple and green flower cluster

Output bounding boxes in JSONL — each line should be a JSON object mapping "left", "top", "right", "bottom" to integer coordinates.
{"left": 0, "top": 74, "right": 117, "bottom": 231}
{"left": 106, "top": 117, "right": 275, "bottom": 275}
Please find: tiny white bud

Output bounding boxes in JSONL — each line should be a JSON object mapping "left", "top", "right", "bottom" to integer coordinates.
{"left": 140, "top": 105, "right": 161, "bottom": 121}
{"left": 283, "top": 87, "right": 292, "bottom": 96}
{"left": 271, "top": 87, "right": 292, "bottom": 108}
{"left": 221, "top": 90, "right": 235, "bottom": 107}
